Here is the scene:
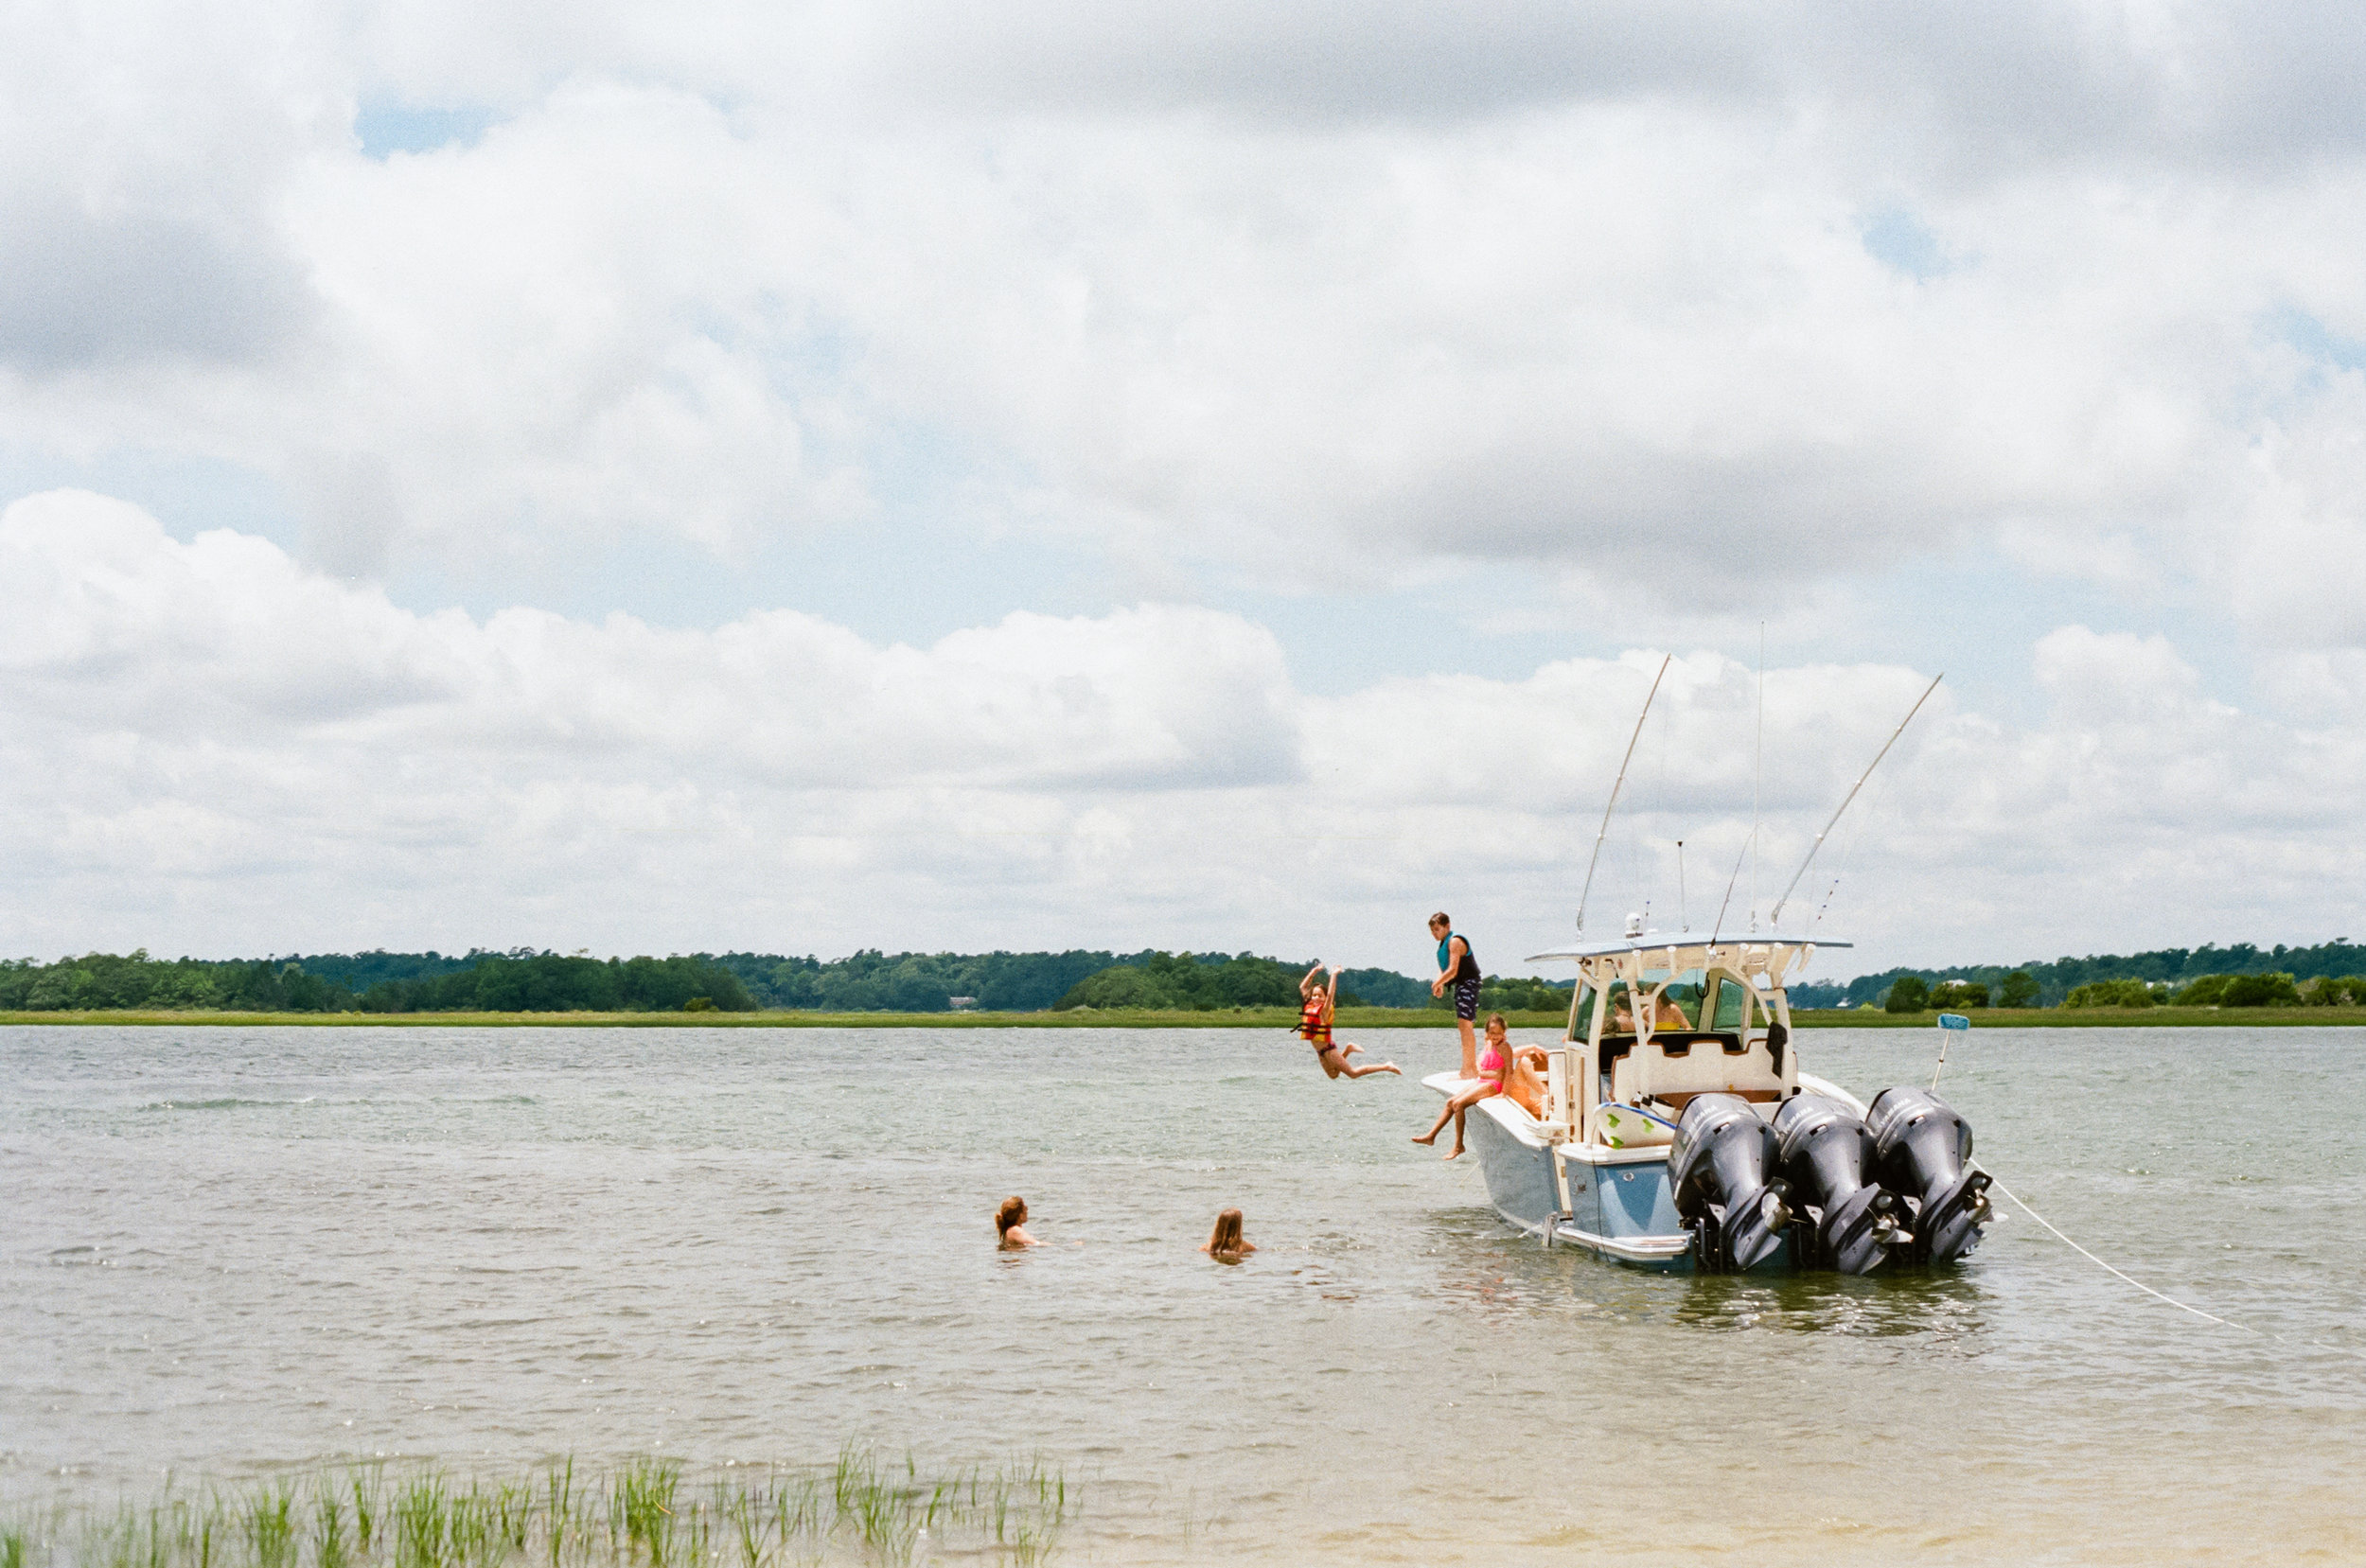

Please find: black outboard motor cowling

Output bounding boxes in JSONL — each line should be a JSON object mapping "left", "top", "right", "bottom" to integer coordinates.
{"left": 1865, "top": 1086, "right": 1992, "bottom": 1265}
{"left": 1773, "top": 1093, "right": 1906, "bottom": 1275}
{"left": 1669, "top": 1093, "right": 1792, "bottom": 1272}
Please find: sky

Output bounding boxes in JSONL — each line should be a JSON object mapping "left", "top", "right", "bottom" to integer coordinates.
{"left": 5, "top": 0, "right": 2366, "bottom": 980}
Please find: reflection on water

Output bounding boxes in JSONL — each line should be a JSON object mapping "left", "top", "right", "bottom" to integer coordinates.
{"left": 1667, "top": 1267, "right": 1994, "bottom": 1342}
{"left": 6, "top": 1023, "right": 2365, "bottom": 1565}
{"left": 1425, "top": 1206, "right": 1994, "bottom": 1345}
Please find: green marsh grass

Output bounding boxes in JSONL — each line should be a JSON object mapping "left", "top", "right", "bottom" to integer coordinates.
{"left": 9, "top": 1456, "right": 1073, "bottom": 1568}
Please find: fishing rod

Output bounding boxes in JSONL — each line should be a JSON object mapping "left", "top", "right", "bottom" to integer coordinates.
{"left": 1767, "top": 672, "right": 1943, "bottom": 929}
{"left": 1705, "top": 828, "right": 1752, "bottom": 946}
{"left": 1707, "top": 633, "right": 1767, "bottom": 946}
{"left": 1575, "top": 653, "right": 1671, "bottom": 935}
{"left": 1751, "top": 623, "right": 1764, "bottom": 929}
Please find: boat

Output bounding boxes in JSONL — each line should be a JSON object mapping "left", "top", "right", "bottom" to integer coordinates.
{"left": 1422, "top": 925, "right": 1994, "bottom": 1274}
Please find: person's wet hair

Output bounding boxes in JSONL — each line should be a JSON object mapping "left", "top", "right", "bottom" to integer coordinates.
{"left": 996, "top": 1195, "right": 1027, "bottom": 1236}
{"left": 1207, "top": 1207, "right": 1245, "bottom": 1256}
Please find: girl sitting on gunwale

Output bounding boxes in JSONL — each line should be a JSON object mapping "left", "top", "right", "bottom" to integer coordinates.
{"left": 1411, "top": 1013, "right": 1511, "bottom": 1159}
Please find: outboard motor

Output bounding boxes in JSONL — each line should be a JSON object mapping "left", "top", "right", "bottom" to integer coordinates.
{"left": 1865, "top": 1086, "right": 1993, "bottom": 1265}
{"left": 1669, "top": 1093, "right": 1792, "bottom": 1272}
{"left": 1773, "top": 1093, "right": 1909, "bottom": 1275}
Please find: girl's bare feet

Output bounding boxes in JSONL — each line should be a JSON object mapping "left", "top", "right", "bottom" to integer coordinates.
{"left": 1442, "top": 1145, "right": 1466, "bottom": 1161}
{"left": 1377, "top": 1063, "right": 1402, "bottom": 1076}
{"left": 1411, "top": 1131, "right": 1437, "bottom": 1145}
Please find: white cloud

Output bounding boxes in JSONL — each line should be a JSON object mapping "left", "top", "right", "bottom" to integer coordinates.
{"left": 8, "top": 6, "right": 2366, "bottom": 970}
{"left": 5, "top": 492, "right": 2361, "bottom": 972}
{"left": 5, "top": 0, "right": 2366, "bottom": 639}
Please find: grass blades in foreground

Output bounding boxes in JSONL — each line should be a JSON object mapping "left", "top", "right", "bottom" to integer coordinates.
{"left": 2, "top": 1453, "right": 1074, "bottom": 1568}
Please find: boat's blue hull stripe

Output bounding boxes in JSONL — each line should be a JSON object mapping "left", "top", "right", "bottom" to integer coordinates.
{"left": 1460, "top": 1106, "right": 1793, "bottom": 1275}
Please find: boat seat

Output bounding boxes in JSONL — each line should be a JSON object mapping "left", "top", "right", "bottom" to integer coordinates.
{"left": 1615, "top": 1032, "right": 1784, "bottom": 1110}
{"left": 1641, "top": 1031, "right": 1749, "bottom": 1057}
{"left": 1646, "top": 1088, "right": 1782, "bottom": 1118}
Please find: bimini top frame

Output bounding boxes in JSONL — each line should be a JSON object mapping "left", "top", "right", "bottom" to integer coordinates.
{"left": 1527, "top": 931, "right": 1846, "bottom": 994}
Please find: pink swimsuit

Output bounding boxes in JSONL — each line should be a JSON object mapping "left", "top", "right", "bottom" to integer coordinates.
{"left": 1477, "top": 1045, "right": 1507, "bottom": 1089}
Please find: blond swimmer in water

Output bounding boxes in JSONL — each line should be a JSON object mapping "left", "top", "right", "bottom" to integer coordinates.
{"left": 1199, "top": 1207, "right": 1257, "bottom": 1264}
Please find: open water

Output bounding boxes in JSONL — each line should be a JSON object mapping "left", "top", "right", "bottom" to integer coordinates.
{"left": 4, "top": 1023, "right": 2363, "bottom": 1564}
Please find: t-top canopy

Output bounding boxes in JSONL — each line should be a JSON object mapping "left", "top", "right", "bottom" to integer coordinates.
{"left": 1526, "top": 932, "right": 1851, "bottom": 962}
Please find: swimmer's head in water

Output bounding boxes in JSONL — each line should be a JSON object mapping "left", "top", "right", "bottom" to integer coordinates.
{"left": 1208, "top": 1207, "right": 1245, "bottom": 1255}
{"left": 996, "top": 1195, "right": 1027, "bottom": 1235}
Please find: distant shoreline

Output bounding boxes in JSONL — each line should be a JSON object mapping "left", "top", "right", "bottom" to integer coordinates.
{"left": 1792, "top": 1005, "right": 2366, "bottom": 1028}
{"left": 4, "top": 1004, "right": 2362, "bottom": 1029}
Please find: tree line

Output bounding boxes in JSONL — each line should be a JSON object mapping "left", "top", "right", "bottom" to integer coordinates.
{"left": 0, "top": 945, "right": 1576, "bottom": 1014}
{"left": 1872, "top": 969, "right": 2366, "bottom": 1012}
{"left": 0, "top": 948, "right": 754, "bottom": 1013}
{"left": 34, "top": 936, "right": 2357, "bottom": 1016}
{"left": 1794, "top": 938, "right": 2366, "bottom": 1011}
{"left": 1044, "top": 951, "right": 1570, "bottom": 1013}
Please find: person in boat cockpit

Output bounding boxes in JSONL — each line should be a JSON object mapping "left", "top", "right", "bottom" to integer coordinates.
{"left": 1613, "top": 990, "right": 1690, "bottom": 1033}
{"left": 1298, "top": 963, "right": 1402, "bottom": 1081}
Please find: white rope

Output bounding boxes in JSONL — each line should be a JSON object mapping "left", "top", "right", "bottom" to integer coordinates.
{"left": 1976, "top": 1162, "right": 2366, "bottom": 1359}
{"left": 1927, "top": 1040, "right": 2228, "bottom": 1325}
{"left": 1975, "top": 1164, "right": 2237, "bottom": 1328}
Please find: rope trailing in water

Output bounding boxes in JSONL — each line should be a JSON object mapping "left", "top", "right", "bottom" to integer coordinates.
{"left": 1973, "top": 1164, "right": 2235, "bottom": 1328}
{"left": 1909, "top": 1036, "right": 2357, "bottom": 1358}
{"left": 1975, "top": 1162, "right": 2366, "bottom": 1359}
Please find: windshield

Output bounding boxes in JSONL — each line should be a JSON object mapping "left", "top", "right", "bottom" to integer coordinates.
{"left": 1706, "top": 970, "right": 1757, "bottom": 1031}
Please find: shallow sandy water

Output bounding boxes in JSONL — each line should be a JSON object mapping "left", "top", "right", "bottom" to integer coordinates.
{"left": 5, "top": 1023, "right": 2362, "bottom": 1563}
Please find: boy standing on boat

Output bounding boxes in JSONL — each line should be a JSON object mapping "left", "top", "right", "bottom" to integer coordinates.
{"left": 1429, "top": 913, "right": 1481, "bottom": 1079}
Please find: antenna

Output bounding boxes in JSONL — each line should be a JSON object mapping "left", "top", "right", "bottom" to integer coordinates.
{"left": 1769, "top": 672, "right": 1944, "bottom": 928}
{"left": 1707, "top": 830, "right": 1751, "bottom": 946}
{"left": 1751, "top": 623, "right": 1764, "bottom": 931}
{"left": 1576, "top": 654, "right": 1671, "bottom": 935}
{"left": 1676, "top": 838, "right": 1687, "bottom": 931}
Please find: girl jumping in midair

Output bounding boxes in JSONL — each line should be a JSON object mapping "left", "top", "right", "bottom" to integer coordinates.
{"left": 1298, "top": 962, "right": 1401, "bottom": 1081}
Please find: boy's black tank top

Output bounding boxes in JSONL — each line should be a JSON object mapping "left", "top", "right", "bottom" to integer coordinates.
{"left": 1441, "top": 933, "right": 1480, "bottom": 985}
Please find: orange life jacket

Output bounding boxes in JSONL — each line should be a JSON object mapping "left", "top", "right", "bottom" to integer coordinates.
{"left": 1298, "top": 995, "right": 1333, "bottom": 1047}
